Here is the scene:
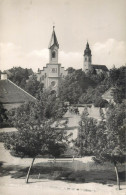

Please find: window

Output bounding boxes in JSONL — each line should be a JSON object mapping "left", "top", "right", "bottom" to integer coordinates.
{"left": 52, "top": 68, "right": 57, "bottom": 73}
{"left": 52, "top": 51, "right": 56, "bottom": 58}
{"left": 51, "top": 81, "right": 56, "bottom": 86}
{"left": 85, "top": 57, "right": 87, "bottom": 61}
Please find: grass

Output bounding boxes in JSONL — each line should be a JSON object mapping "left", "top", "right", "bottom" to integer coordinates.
{"left": 0, "top": 160, "right": 125, "bottom": 185}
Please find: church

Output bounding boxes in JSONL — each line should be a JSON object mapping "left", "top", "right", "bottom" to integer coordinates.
{"left": 36, "top": 26, "right": 67, "bottom": 94}
{"left": 36, "top": 27, "right": 108, "bottom": 94}
{"left": 83, "top": 42, "right": 108, "bottom": 73}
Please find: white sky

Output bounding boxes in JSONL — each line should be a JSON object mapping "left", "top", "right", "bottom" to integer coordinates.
{"left": 0, "top": 0, "right": 126, "bottom": 72}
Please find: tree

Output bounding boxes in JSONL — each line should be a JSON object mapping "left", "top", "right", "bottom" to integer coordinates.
{"left": 67, "top": 67, "right": 75, "bottom": 74}
{"left": 76, "top": 103, "right": 126, "bottom": 189}
{"left": 94, "top": 97, "right": 108, "bottom": 108}
{"left": 25, "top": 75, "right": 44, "bottom": 98}
{"left": 59, "top": 69, "right": 96, "bottom": 104}
{"left": 0, "top": 104, "right": 8, "bottom": 127}
{"left": 9, "top": 67, "right": 33, "bottom": 88}
{"left": 4, "top": 93, "right": 68, "bottom": 183}
{"left": 76, "top": 107, "right": 97, "bottom": 156}
{"left": 93, "top": 103, "right": 126, "bottom": 190}
{"left": 110, "top": 66, "right": 126, "bottom": 103}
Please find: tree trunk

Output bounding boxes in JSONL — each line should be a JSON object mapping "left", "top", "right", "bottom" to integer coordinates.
{"left": 114, "top": 163, "right": 120, "bottom": 190}
{"left": 26, "top": 157, "right": 35, "bottom": 183}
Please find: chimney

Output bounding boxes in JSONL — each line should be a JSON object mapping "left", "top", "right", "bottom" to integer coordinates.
{"left": 1, "top": 73, "right": 8, "bottom": 80}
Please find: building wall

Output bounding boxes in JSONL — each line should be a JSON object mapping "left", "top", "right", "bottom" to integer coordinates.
{"left": 83, "top": 55, "right": 92, "bottom": 72}
{"left": 3, "top": 103, "right": 24, "bottom": 110}
{"left": 49, "top": 45, "right": 58, "bottom": 64}
{"left": 37, "top": 64, "right": 67, "bottom": 93}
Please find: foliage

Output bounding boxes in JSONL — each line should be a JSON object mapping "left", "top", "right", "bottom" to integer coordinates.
{"left": 77, "top": 103, "right": 126, "bottom": 163}
{"left": 76, "top": 103, "right": 126, "bottom": 189}
{"left": 25, "top": 75, "right": 44, "bottom": 98}
{"left": 66, "top": 67, "right": 75, "bottom": 74}
{"left": 110, "top": 66, "right": 126, "bottom": 103}
{"left": 79, "top": 66, "right": 126, "bottom": 105}
{"left": 8, "top": 67, "right": 44, "bottom": 98}
{"left": 5, "top": 91, "right": 69, "bottom": 156}
{"left": 4, "top": 95, "right": 69, "bottom": 182}
{"left": 59, "top": 69, "right": 96, "bottom": 104}
{"left": 39, "top": 91, "right": 68, "bottom": 120}
{"left": 7, "top": 93, "right": 67, "bottom": 128}
{"left": 4, "top": 122, "right": 67, "bottom": 158}
{"left": 0, "top": 104, "right": 9, "bottom": 128}
{"left": 9, "top": 67, "right": 33, "bottom": 88}
{"left": 94, "top": 98, "right": 109, "bottom": 108}
{"left": 76, "top": 107, "right": 98, "bottom": 156}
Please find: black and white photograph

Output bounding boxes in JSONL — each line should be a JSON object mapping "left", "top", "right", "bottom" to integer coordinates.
{"left": 0, "top": 0, "right": 126, "bottom": 194}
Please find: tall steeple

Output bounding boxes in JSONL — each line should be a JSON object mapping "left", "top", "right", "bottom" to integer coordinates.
{"left": 83, "top": 42, "right": 92, "bottom": 72}
{"left": 48, "top": 26, "right": 59, "bottom": 49}
{"left": 48, "top": 26, "right": 59, "bottom": 64}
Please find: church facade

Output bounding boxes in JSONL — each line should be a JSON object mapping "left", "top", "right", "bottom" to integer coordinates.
{"left": 83, "top": 42, "right": 108, "bottom": 73}
{"left": 36, "top": 27, "right": 67, "bottom": 94}
{"left": 36, "top": 28, "right": 108, "bottom": 94}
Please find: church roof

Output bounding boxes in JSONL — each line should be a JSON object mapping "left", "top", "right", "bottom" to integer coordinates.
{"left": 84, "top": 42, "right": 91, "bottom": 56}
{"left": 48, "top": 26, "right": 59, "bottom": 49}
{"left": 92, "top": 64, "right": 108, "bottom": 71}
{"left": 0, "top": 79, "right": 36, "bottom": 104}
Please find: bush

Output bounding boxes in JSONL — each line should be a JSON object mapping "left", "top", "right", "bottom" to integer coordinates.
{"left": 94, "top": 98, "right": 108, "bottom": 108}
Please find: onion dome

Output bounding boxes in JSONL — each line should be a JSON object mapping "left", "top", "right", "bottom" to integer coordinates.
{"left": 84, "top": 42, "right": 92, "bottom": 56}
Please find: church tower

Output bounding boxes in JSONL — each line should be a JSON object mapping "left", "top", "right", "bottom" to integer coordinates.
{"left": 83, "top": 42, "right": 92, "bottom": 72}
{"left": 36, "top": 26, "right": 67, "bottom": 95}
{"left": 48, "top": 26, "right": 59, "bottom": 64}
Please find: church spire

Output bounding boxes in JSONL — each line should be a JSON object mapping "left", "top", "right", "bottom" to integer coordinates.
{"left": 48, "top": 26, "right": 59, "bottom": 49}
{"left": 84, "top": 41, "right": 91, "bottom": 56}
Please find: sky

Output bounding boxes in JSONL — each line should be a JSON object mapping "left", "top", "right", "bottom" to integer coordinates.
{"left": 0, "top": 0, "right": 126, "bottom": 72}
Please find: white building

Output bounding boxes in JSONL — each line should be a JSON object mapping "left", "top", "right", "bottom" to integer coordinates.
{"left": 36, "top": 26, "right": 67, "bottom": 94}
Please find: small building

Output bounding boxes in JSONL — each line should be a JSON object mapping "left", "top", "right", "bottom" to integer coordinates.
{"left": 36, "top": 26, "right": 67, "bottom": 94}
{"left": 0, "top": 73, "right": 36, "bottom": 110}
{"left": 83, "top": 42, "right": 109, "bottom": 73}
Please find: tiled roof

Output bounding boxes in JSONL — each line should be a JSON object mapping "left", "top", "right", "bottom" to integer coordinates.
{"left": 92, "top": 64, "right": 108, "bottom": 71}
{"left": 0, "top": 79, "right": 36, "bottom": 103}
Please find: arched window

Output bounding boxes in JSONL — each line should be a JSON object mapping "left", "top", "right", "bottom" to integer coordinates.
{"left": 52, "top": 51, "right": 56, "bottom": 58}
{"left": 85, "top": 57, "right": 87, "bottom": 62}
{"left": 51, "top": 81, "right": 56, "bottom": 87}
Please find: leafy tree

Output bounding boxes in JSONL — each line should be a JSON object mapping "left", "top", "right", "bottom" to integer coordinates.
{"left": 93, "top": 104, "right": 126, "bottom": 190}
{"left": 39, "top": 91, "right": 68, "bottom": 120}
{"left": 9, "top": 67, "right": 33, "bottom": 88}
{"left": 59, "top": 69, "right": 96, "bottom": 104}
{"left": 25, "top": 75, "right": 44, "bottom": 98}
{"left": 94, "top": 97, "right": 108, "bottom": 108}
{"left": 76, "top": 107, "right": 97, "bottom": 156}
{"left": 76, "top": 103, "right": 126, "bottom": 189}
{"left": 67, "top": 67, "right": 75, "bottom": 74}
{"left": 110, "top": 66, "right": 126, "bottom": 103}
{"left": 0, "top": 104, "right": 8, "bottom": 127}
{"left": 5, "top": 93, "right": 68, "bottom": 183}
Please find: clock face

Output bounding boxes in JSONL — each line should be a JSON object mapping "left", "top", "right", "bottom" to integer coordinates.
{"left": 51, "top": 81, "right": 56, "bottom": 87}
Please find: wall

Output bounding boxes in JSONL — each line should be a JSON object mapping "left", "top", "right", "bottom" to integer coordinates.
{"left": 3, "top": 103, "right": 23, "bottom": 110}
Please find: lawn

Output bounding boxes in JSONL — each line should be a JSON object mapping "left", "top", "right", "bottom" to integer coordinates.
{"left": 0, "top": 159, "right": 125, "bottom": 185}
